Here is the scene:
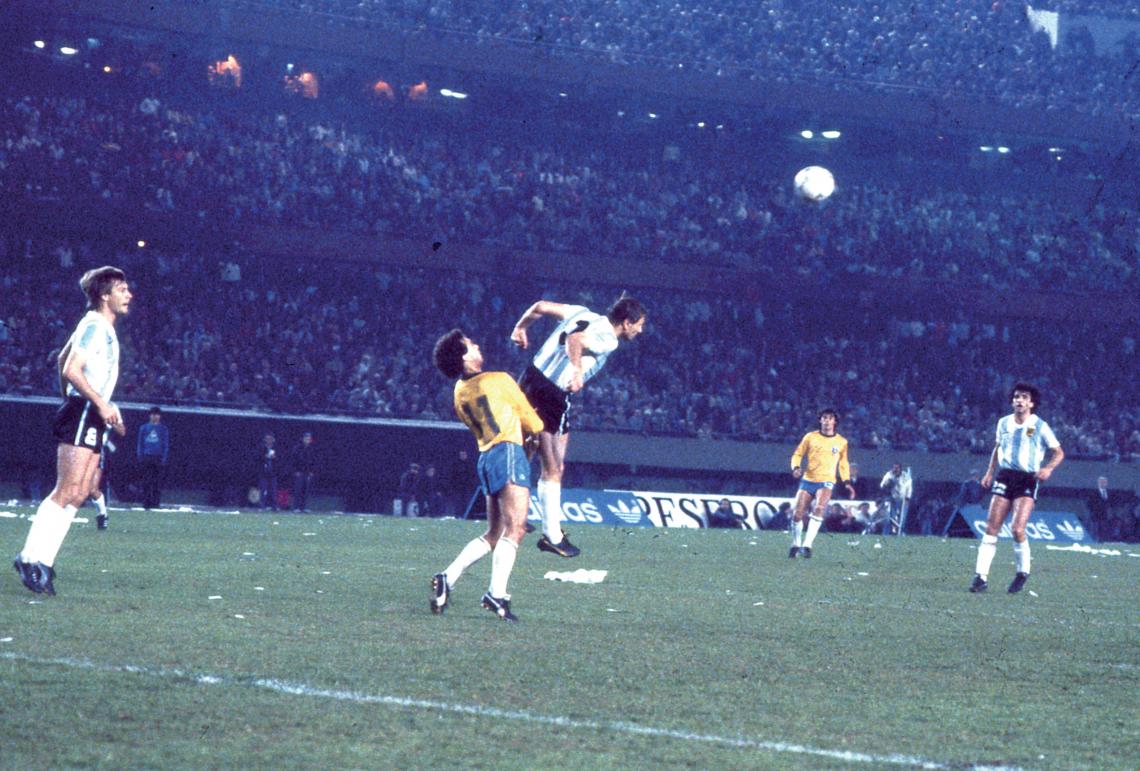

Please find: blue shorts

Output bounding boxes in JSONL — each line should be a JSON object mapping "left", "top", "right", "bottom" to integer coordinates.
{"left": 798, "top": 479, "right": 835, "bottom": 496}
{"left": 476, "top": 442, "right": 531, "bottom": 497}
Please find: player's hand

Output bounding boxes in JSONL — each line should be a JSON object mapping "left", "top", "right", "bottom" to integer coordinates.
{"left": 792, "top": 468, "right": 802, "bottom": 479}
{"left": 845, "top": 484, "right": 856, "bottom": 500}
{"left": 100, "top": 403, "right": 122, "bottom": 429}
{"left": 113, "top": 419, "right": 127, "bottom": 437}
{"left": 510, "top": 327, "right": 528, "bottom": 350}
{"left": 1036, "top": 468, "right": 1054, "bottom": 482}
{"left": 980, "top": 474, "right": 993, "bottom": 489}
{"left": 523, "top": 434, "right": 539, "bottom": 460}
{"left": 567, "top": 372, "right": 583, "bottom": 393}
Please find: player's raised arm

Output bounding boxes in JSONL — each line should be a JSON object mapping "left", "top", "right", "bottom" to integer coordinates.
{"left": 510, "top": 300, "right": 574, "bottom": 349}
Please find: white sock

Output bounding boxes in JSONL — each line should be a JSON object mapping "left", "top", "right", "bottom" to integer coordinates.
{"left": 975, "top": 534, "right": 998, "bottom": 579}
{"left": 1013, "top": 540, "right": 1031, "bottom": 574}
{"left": 21, "top": 498, "right": 68, "bottom": 564}
{"left": 40, "top": 504, "right": 77, "bottom": 568}
{"left": 444, "top": 536, "right": 491, "bottom": 588}
{"left": 488, "top": 538, "right": 519, "bottom": 599}
{"left": 538, "top": 480, "right": 564, "bottom": 543}
{"left": 803, "top": 515, "right": 823, "bottom": 548}
{"left": 93, "top": 494, "right": 107, "bottom": 517}
{"left": 792, "top": 519, "right": 805, "bottom": 547}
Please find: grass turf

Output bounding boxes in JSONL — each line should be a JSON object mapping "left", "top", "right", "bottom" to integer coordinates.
{"left": 2, "top": 507, "right": 1137, "bottom": 769}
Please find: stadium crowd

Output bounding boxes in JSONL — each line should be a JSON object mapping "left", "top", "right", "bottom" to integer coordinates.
{"left": 256, "top": 0, "right": 1140, "bottom": 118}
{"left": 3, "top": 93, "right": 1137, "bottom": 293}
{"left": 1, "top": 240, "right": 1136, "bottom": 463}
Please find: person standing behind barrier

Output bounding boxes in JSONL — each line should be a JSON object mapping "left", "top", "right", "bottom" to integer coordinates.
{"left": 879, "top": 463, "right": 912, "bottom": 535}
{"left": 291, "top": 431, "right": 315, "bottom": 512}
{"left": 969, "top": 383, "right": 1064, "bottom": 595}
{"left": 13, "top": 266, "right": 132, "bottom": 596}
{"left": 136, "top": 406, "right": 169, "bottom": 509}
{"left": 257, "top": 433, "right": 279, "bottom": 511}
{"left": 395, "top": 462, "right": 421, "bottom": 517}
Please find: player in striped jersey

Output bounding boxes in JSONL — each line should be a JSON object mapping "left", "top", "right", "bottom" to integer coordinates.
{"left": 430, "top": 329, "right": 545, "bottom": 621}
{"left": 510, "top": 296, "right": 646, "bottom": 558}
{"left": 970, "top": 383, "right": 1065, "bottom": 594}
{"left": 13, "top": 266, "right": 131, "bottom": 595}
{"left": 788, "top": 409, "right": 855, "bottom": 559}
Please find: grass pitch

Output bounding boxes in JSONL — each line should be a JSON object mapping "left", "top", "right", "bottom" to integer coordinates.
{"left": 2, "top": 506, "right": 1137, "bottom": 769}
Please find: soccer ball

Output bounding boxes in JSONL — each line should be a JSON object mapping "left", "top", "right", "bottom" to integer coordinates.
{"left": 793, "top": 166, "right": 835, "bottom": 202}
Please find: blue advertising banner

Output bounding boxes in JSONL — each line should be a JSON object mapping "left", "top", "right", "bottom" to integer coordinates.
{"left": 529, "top": 488, "right": 884, "bottom": 531}
{"left": 957, "top": 504, "right": 1094, "bottom": 543}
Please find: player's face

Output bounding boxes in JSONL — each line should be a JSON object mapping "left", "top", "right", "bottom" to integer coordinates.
{"left": 819, "top": 414, "right": 837, "bottom": 434}
{"left": 619, "top": 317, "right": 646, "bottom": 341}
{"left": 1011, "top": 390, "right": 1034, "bottom": 415}
{"left": 462, "top": 337, "right": 484, "bottom": 372}
{"left": 103, "top": 280, "right": 132, "bottom": 317}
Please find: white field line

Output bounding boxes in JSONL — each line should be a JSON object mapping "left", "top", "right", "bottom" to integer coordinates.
{"left": 1, "top": 651, "right": 954, "bottom": 769}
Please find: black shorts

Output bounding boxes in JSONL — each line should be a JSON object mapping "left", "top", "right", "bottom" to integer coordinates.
{"left": 991, "top": 468, "right": 1039, "bottom": 501}
{"left": 518, "top": 365, "right": 570, "bottom": 435}
{"left": 52, "top": 396, "right": 106, "bottom": 453}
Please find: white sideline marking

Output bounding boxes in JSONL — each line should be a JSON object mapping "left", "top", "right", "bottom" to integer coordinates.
{"left": 1, "top": 651, "right": 949, "bottom": 768}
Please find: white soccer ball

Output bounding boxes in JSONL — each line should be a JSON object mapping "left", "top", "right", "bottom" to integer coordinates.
{"left": 793, "top": 166, "right": 835, "bottom": 202}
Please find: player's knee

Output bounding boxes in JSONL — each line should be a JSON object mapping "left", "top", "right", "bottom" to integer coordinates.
{"left": 1010, "top": 525, "right": 1027, "bottom": 542}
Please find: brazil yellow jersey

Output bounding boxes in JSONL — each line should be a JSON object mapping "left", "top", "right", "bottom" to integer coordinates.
{"left": 454, "top": 371, "right": 544, "bottom": 453}
{"left": 790, "top": 431, "right": 851, "bottom": 484}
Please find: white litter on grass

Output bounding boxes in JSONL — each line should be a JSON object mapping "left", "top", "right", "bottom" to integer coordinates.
{"left": 0, "top": 511, "right": 18, "bottom": 519}
{"left": 208, "top": 595, "right": 222, "bottom": 600}
{"left": 254, "top": 587, "right": 265, "bottom": 592}
{"left": 847, "top": 540, "right": 860, "bottom": 546}
{"left": 1028, "top": 591, "right": 1039, "bottom": 597}
{"left": 1045, "top": 544, "right": 1122, "bottom": 557}
{"left": 0, "top": 637, "right": 12, "bottom": 642}
{"left": 753, "top": 601, "right": 765, "bottom": 606}
{"left": 605, "top": 608, "right": 620, "bottom": 612}
{"left": 857, "top": 572, "right": 870, "bottom": 576}
{"left": 544, "top": 569, "right": 607, "bottom": 584}
{"left": 873, "top": 542, "right": 882, "bottom": 549}
{"left": 233, "top": 614, "right": 245, "bottom": 619}
{"left": 749, "top": 541, "right": 758, "bottom": 546}
{"left": 242, "top": 552, "right": 255, "bottom": 556}
{"left": 74, "top": 517, "right": 89, "bottom": 524}
{"left": 319, "top": 570, "right": 331, "bottom": 575}
{"left": 302, "top": 532, "right": 316, "bottom": 537}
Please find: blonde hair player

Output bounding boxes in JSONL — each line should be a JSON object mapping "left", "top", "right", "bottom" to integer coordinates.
{"left": 14, "top": 266, "right": 132, "bottom": 595}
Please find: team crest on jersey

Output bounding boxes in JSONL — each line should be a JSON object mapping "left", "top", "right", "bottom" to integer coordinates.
{"left": 831, "top": 446, "right": 839, "bottom": 454}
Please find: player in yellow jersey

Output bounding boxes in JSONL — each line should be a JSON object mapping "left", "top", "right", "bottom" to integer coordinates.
{"left": 429, "top": 329, "right": 544, "bottom": 621}
{"left": 788, "top": 409, "right": 855, "bottom": 559}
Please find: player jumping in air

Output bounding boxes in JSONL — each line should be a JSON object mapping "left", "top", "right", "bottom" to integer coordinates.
{"left": 431, "top": 329, "right": 544, "bottom": 621}
{"left": 510, "top": 296, "right": 646, "bottom": 558}
{"left": 970, "top": 383, "right": 1064, "bottom": 594}
{"left": 788, "top": 409, "right": 855, "bottom": 559}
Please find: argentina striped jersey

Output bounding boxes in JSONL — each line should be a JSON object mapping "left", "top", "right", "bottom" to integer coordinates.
{"left": 994, "top": 413, "right": 1060, "bottom": 473}
{"left": 66, "top": 311, "right": 120, "bottom": 401}
{"left": 531, "top": 305, "right": 619, "bottom": 391}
